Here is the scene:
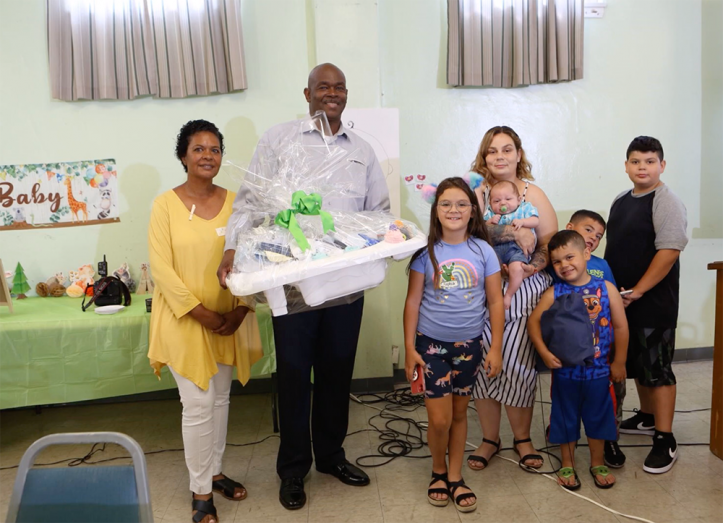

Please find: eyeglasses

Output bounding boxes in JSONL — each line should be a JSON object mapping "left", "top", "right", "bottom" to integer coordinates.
{"left": 438, "top": 201, "right": 472, "bottom": 212}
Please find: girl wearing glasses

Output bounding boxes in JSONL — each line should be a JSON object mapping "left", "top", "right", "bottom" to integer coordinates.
{"left": 403, "top": 177, "right": 504, "bottom": 512}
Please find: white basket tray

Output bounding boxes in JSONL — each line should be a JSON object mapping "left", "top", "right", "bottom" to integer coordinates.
{"left": 227, "top": 233, "right": 427, "bottom": 316}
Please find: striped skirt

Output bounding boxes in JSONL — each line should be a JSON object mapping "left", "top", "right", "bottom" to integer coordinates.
{"left": 473, "top": 270, "right": 552, "bottom": 407}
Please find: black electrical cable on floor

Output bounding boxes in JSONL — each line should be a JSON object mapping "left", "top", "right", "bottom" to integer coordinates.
{"left": 1, "top": 386, "right": 711, "bottom": 473}
{"left": 351, "top": 389, "right": 430, "bottom": 467}
{"left": 352, "top": 384, "right": 709, "bottom": 473}
{"left": 350, "top": 387, "right": 565, "bottom": 472}
{"left": 0, "top": 434, "right": 280, "bottom": 471}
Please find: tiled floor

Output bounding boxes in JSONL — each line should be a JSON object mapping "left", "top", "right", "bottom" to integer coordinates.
{"left": 1, "top": 360, "right": 721, "bottom": 523}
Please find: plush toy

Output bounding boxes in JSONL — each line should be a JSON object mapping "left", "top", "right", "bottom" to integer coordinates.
{"left": 66, "top": 283, "right": 84, "bottom": 298}
{"left": 384, "top": 228, "right": 405, "bottom": 243}
{"left": 113, "top": 262, "right": 136, "bottom": 292}
{"left": 421, "top": 184, "right": 437, "bottom": 204}
{"left": 50, "top": 284, "right": 66, "bottom": 297}
{"left": 41, "top": 273, "right": 67, "bottom": 297}
{"left": 36, "top": 282, "right": 50, "bottom": 297}
{"left": 384, "top": 220, "right": 414, "bottom": 243}
{"left": 463, "top": 172, "right": 484, "bottom": 191}
{"left": 67, "top": 265, "right": 95, "bottom": 298}
{"left": 420, "top": 172, "right": 484, "bottom": 204}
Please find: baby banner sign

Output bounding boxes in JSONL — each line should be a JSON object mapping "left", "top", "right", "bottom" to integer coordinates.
{"left": 0, "top": 159, "right": 119, "bottom": 230}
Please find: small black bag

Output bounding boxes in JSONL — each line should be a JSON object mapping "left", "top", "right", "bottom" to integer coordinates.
{"left": 82, "top": 276, "right": 132, "bottom": 311}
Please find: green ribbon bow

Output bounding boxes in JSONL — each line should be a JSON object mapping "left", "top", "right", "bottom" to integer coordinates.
{"left": 274, "top": 190, "right": 335, "bottom": 251}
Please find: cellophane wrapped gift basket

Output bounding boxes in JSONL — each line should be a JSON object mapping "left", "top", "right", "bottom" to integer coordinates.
{"left": 225, "top": 113, "right": 426, "bottom": 316}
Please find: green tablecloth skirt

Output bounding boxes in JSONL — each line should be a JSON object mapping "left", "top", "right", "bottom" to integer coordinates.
{"left": 0, "top": 297, "right": 275, "bottom": 410}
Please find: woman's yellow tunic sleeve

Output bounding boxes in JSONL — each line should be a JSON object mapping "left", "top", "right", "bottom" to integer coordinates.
{"left": 148, "top": 197, "right": 201, "bottom": 318}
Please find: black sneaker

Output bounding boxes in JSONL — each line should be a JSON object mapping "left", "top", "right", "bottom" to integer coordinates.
{"left": 643, "top": 431, "right": 678, "bottom": 474}
{"left": 604, "top": 440, "right": 626, "bottom": 468}
{"left": 620, "top": 410, "right": 655, "bottom": 435}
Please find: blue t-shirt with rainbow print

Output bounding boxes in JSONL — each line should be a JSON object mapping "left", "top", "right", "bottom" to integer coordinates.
{"left": 411, "top": 238, "right": 500, "bottom": 342}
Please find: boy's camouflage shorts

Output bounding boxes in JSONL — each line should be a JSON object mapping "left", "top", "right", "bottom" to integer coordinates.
{"left": 626, "top": 327, "right": 677, "bottom": 387}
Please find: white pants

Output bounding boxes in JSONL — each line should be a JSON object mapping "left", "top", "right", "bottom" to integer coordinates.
{"left": 169, "top": 364, "right": 233, "bottom": 494}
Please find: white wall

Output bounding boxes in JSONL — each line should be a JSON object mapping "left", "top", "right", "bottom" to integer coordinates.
{"left": 0, "top": 1, "right": 719, "bottom": 380}
{"left": 379, "top": 0, "right": 721, "bottom": 353}
{"left": 698, "top": 0, "right": 723, "bottom": 239}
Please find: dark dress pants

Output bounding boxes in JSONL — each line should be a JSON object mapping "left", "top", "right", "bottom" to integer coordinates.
{"left": 271, "top": 297, "right": 364, "bottom": 480}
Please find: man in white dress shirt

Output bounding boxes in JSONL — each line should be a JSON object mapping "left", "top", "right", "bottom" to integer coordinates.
{"left": 217, "top": 64, "right": 390, "bottom": 510}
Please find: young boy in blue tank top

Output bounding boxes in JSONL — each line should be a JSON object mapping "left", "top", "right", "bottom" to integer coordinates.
{"left": 549, "top": 210, "right": 626, "bottom": 468}
{"left": 529, "top": 231, "right": 629, "bottom": 490}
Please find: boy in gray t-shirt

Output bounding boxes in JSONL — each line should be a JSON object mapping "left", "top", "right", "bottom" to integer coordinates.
{"left": 604, "top": 136, "right": 688, "bottom": 475}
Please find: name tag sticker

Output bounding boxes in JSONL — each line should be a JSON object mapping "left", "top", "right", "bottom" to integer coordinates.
{"left": 216, "top": 227, "right": 226, "bottom": 237}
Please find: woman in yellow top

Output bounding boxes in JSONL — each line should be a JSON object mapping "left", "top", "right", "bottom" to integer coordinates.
{"left": 148, "top": 120, "right": 262, "bottom": 523}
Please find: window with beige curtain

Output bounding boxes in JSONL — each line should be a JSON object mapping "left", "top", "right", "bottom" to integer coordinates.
{"left": 47, "top": 0, "right": 247, "bottom": 101}
{"left": 447, "top": 0, "right": 584, "bottom": 88}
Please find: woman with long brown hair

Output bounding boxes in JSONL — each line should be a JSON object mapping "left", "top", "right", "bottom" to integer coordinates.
{"left": 466, "top": 126, "right": 558, "bottom": 471}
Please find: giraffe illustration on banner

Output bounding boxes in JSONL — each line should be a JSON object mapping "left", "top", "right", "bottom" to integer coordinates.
{"left": 64, "top": 177, "right": 88, "bottom": 223}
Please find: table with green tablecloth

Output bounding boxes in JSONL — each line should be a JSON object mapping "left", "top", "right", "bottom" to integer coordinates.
{"left": 0, "top": 297, "right": 276, "bottom": 410}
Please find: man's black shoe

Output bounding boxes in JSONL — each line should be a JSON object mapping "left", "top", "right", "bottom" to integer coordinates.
{"left": 604, "top": 440, "right": 626, "bottom": 468}
{"left": 279, "top": 477, "right": 306, "bottom": 510}
{"left": 317, "top": 460, "right": 370, "bottom": 486}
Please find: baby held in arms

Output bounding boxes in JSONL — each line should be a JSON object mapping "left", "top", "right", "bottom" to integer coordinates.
{"left": 484, "top": 181, "right": 540, "bottom": 309}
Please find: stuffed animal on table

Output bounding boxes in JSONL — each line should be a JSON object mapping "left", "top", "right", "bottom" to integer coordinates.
{"left": 66, "top": 265, "right": 95, "bottom": 298}
{"left": 113, "top": 262, "right": 136, "bottom": 292}
{"left": 37, "top": 273, "right": 67, "bottom": 297}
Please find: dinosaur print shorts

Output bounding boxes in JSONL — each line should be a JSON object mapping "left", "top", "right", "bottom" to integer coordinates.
{"left": 415, "top": 333, "right": 484, "bottom": 398}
